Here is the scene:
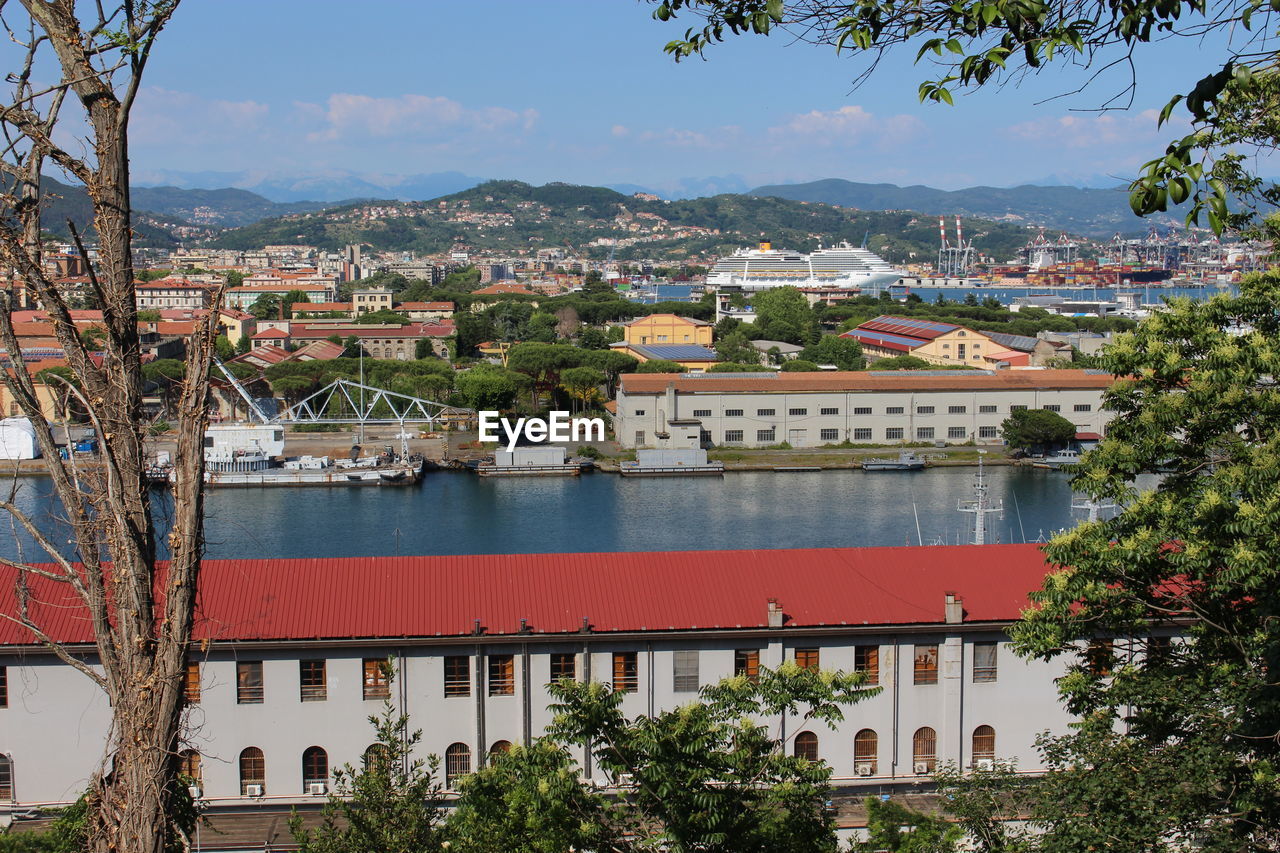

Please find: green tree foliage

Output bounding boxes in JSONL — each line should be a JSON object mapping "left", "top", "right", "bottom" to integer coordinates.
{"left": 850, "top": 797, "right": 962, "bottom": 853}
{"left": 709, "top": 362, "right": 773, "bottom": 373}
{"left": 281, "top": 289, "right": 312, "bottom": 318}
{"left": 714, "top": 329, "right": 761, "bottom": 364}
{"left": 1009, "top": 273, "right": 1280, "bottom": 851}
{"left": 136, "top": 309, "right": 161, "bottom": 322}
{"left": 999, "top": 408, "right": 1076, "bottom": 450}
{"left": 547, "top": 662, "right": 878, "bottom": 853}
{"left": 579, "top": 350, "right": 640, "bottom": 396}
{"left": 751, "top": 286, "right": 818, "bottom": 345}
{"left": 443, "top": 742, "right": 618, "bottom": 853}
{"left": 634, "top": 359, "right": 688, "bottom": 373}
{"left": 224, "top": 269, "right": 245, "bottom": 288}
{"left": 780, "top": 359, "right": 821, "bottom": 372}
{"left": 652, "top": 0, "right": 1279, "bottom": 233}
{"left": 506, "top": 342, "right": 584, "bottom": 407}
{"left": 578, "top": 326, "right": 609, "bottom": 350}
{"left": 248, "top": 293, "right": 281, "bottom": 321}
{"left": 455, "top": 364, "right": 526, "bottom": 411}
{"left": 800, "top": 335, "right": 864, "bottom": 370}
{"left": 290, "top": 692, "right": 446, "bottom": 853}
{"left": 214, "top": 335, "right": 235, "bottom": 361}
{"left": 454, "top": 312, "right": 496, "bottom": 357}
{"left": 932, "top": 761, "right": 1038, "bottom": 853}
{"left": 868, "top": 355, "right": 933, "bottom": 370}
{"left": 353, "top": 309, "right": 411, "bottom": 325}
{"left": 440, "top": 266, "right": 481, "bottom": 292}
{"left": 560, "top": 366, "right": 606, "bottom": 412}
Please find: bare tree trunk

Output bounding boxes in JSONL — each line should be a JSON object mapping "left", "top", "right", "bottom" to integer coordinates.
{"left": 0, "top": 4, "right": 214, "bottom": 851}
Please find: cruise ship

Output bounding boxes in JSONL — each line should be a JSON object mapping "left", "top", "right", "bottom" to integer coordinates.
{"left": 707, "top": 241, "right": 904, "bottom": 293}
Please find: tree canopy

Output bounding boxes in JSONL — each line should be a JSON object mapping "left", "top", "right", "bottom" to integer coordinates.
{"left": 999, "top": 408, "right": 1077, "bottom": 450}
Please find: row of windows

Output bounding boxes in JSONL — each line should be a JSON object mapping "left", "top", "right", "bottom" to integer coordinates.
{"left": 176, "top": 645, "right": 999, "bottom": 707}
{"left": 714, "top": 426, "right": 1006, "bottom": 443}
{"left": 639, "top": 403, "right": 1095, "bottom": 419}
{"left": 792, "top": 725, "right": 997, "bottom": 773}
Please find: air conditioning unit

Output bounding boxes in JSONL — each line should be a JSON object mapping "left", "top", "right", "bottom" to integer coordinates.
{"left": 913, "top": 761, "right": 931, "bottom": 775}
{"left": 855, "top": 763, "right": 875, "bottom": 777}
{"left": 186, "top": 785, "right": 202, "bottom": 800}
{"left": 974, "top": 759, "right": 995, "bottom": 771}
{"left": 244, "top": 784, "right": 264, "bottom": 797}
{"left": 308, "top": 782, "right": 328, "bottom": 796}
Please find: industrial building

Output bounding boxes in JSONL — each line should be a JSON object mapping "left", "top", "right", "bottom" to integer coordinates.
{"left": 613, "top": 370, "right": 1114, "bottom": 449}
{"left": 1, "top": 545, "right": 1079, "bottom": 815}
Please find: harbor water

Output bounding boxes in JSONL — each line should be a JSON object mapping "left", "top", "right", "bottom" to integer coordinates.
{"left": 1, "top": 466, "right": 1101, "bottom": 561}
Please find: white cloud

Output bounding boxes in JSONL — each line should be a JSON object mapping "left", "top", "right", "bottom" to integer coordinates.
{"left": 766, "top": 105, "right": 924, "bottom": 148}
{"left": 611, "top": 124, "right": 630, "bottom": 138}
{"left": 1007, "top": 109, "right": 1182, "bottom": 148}
{"left": 130, "top": 87, "right": 270, "bottom": 144}
{"left": 301, "top": 93, "right": 538, "bottom": 143}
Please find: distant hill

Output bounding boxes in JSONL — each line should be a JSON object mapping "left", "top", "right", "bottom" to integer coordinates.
{"left": 132, "top": 168, "right": 484, "bottom": 204}
{"left": 130, "top": 186, "right": 353, "bottom": 228}
{"left": 205, "top": 179, "right": 1038, "bottom": 265}
{"left": 38, "top": 176, "right": 181, "bottom": 248}
{"left": 747, "top": 178, "right": 1185, "bottom": 237}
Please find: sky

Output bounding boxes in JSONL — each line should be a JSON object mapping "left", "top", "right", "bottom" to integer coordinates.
{"left": 7, "top": 0, "right": 1268, "bottom": 195}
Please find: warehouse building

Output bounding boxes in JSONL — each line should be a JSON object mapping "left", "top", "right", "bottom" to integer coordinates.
{"left": 613, "top": 369, "right": 1115, "bottom": 449}
{"left": 0, "top": 545, "right": 1083, "bottom": 815}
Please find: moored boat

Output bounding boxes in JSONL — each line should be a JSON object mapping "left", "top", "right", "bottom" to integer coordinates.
{"left": 861, "top": 451, "right": 927, "bottom": 471}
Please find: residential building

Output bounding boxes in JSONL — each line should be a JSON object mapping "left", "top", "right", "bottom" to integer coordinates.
{"left": 134, "top": 279, "right": 213, "bottom": 311}
{"left": 0, "top": 544, "right": 1081, "bottom": 813}
{"left": 351, "top": 287, "right": 393, "bottom": 316}
{"left": 398, "top": 302, "right": 455, "bottom": 322}
{"left": 290, "top": 322, "right": 454, "bottom": 360}
{"left": 621, "top": 313, "right": 713, "bottom": 347}
{"left": 613, "top": 370, "right": 1114, "bottom": 449}
{"left": 225, "top": 284, "right": 336, "bottom": 310}
{"left": 843, "top": 317, "right": 1001, "bottom": 368}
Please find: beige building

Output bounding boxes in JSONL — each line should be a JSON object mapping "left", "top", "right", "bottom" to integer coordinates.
{"left": 351, "top": 287, "right": 393, "bottom": 315}
{"left": 613, "top": 370, "right": 1114, "bottom": 449}
{"left": 621, "top": 313, "right": 713, "bottom": 347}
{"left": 134, "top": 279, "right": 213, "bottom": 311}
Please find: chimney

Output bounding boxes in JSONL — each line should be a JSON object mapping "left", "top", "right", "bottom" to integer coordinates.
{"left": 767, "top": 598, "right": 784, "bottom": 628}
{"left": 944, "top": 593, "right": 963, "bottom": 625}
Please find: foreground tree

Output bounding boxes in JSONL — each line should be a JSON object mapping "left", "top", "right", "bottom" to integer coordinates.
{"left": 0, "top": 3, "right": 222, "bottom": 852}
{"left": 999, "top": 408, "right": 1076, "bottom": 451}
{"left": 547, "top": 663, "right": 877, "bottom": 853}
{"left": 800, "top": 334, "right": 864, "bottom": 370}
{"left": 1010, "top": 272, "right": 1280, "bottom": 849}
{"left": 652, "top": 0, "right": 1280, "bottom": 232}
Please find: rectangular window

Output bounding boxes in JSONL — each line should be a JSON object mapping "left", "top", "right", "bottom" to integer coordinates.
{"left": 973, "top": 642, "right": 998, "bottom": 682}
{"left": 734, "top": 649, "right": 760, "bottom": 682}
{"left": 978, "top": 426, "right": 998, "bottom": 439}
{"left": 756, "top": 429, "right": 776, "bottom": 442}
{"left": 855, "top": 645, "right": 880, "bottom": 685}
{"left": 363, "top": 658, "right": 390, "bottom": 700}
{"left": 673, "top": 650, "right": 700, "bottom": 692}
{"left": 914, "top": 645, "right": 939, "bottom": 685}
{"left": 634, "top": 409, "right": 646, "bottom": 416}
{"left": 853, "top": 406, "right": 872, "bottom": 415}
{"left": 489, "top": 654, "right": 515, "bottom": 696}
{"left": 182, "top": 661, "right": 201, "bottom": 704}
{"left": 853, "top": 428, "right": 872, "bottom": 441}
{"left": 692, "top": 409, "right": 712, "bottom": 418}
{"left": 886, "top": 406, "right": 904, "bottom": 415}
{"left": 948, "top": 405, "right": 967, "bottom": 414}
{"left": 634, "top": 431, "right": 645, "bottom": 446}
{"left": 613, "top": 652, "right": 638, "bottom": 693}
{"left": 1010, "top": 405, "right": 1028, "bottom": 412}
{"left": 789, "top": 408, "right": 808, "bottom": 416}
{"left": 1043, "top": 404, "right": 1061, "bottom": 412}
{"left": 916, "top": 406, "right": 935, "bottom": 414}
{"left": 444, "top": 656, "right": 471, "bottom": 696}
{"left": 821, "top": 407, "right": 839, "bottom": 415}
{"left": 1, "top": 665, "right": 8, "bottom": 707}
{"left": 886, "top": 427, "right": 904, "bottom": 440}
{"left": 979, "top": 405, "right": 997, "bottom": 413}
{"left": 820, "top": 429, "right": 840, "bottom": 441}
{"left": 236, "top": 661, "right": 263, "bottom": 704}
{"left": 916, "top": 427, "right": 935, "bottom": 440}
{"left": 1086, "top": 639, "right": 1114, "bottom": 676}
{"left": 948, "top": 426, "right": 967, "bottom": 439}
{"left": 725, "top": 409, "right": 744, "bottom": 417}
{"left": 724, "top": 430, "right": 744, "bottom": 443}
{"left": 300, "top": 660, "right": 327, "bottom": 701}
{"left": 550, "top": 652, "right": 576, "bottom": 683}
{"left": 1074, "top": 403, "right": 1093, "bottom": 412}
{"left": 756, "top": 408, "right": 776, "bottom": 417}
{"left": 795, "top": 648, "right": 820, "bottom": 671}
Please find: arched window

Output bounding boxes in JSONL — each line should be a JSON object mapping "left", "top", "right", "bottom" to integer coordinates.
{"left": 363, "top": 743, "right": 390, "bottom": 774}
{"left": 445, "top": 743, "right": 471, "bottom": 788}
{"left": 0, "top": 755, "right": 12, "bottom": 800}
{"left": 793, "top": 731, "right": 819, "bottom": 762}
{"left": 912, "top": 727, "right": 937, "bottom": 773}
{"left": 302, "top": 746, "right": 328, "bottom": 792}
{"left": 488, "top": 740, "right": 513, "bottom": 762}
{"left": 239, "top": 747, "right": 265, "bottom": 795}
{"left": 178, "top": 750, "right": 202, "bottom": 786}
{"left": 854, "top": 729, "right": 878, "bottom": 775}
{"left": 972, "top": 725, "right": 996, "bottom": 765}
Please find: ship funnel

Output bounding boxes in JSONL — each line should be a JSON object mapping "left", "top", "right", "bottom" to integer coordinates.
{"left": 759, "top": 241, "right": 772, "bottom": 251}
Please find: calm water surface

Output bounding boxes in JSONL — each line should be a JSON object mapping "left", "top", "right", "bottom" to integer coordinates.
{"left": 0, "top": 467, "right": 1095, "bottom": 561}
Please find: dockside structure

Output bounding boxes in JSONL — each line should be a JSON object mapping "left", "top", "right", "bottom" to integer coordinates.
{"left": 0, "top": 545, "right": 1084, "bottom": 813}
{"left": 613, "top": 369, "right": 1115, "bottom": 449}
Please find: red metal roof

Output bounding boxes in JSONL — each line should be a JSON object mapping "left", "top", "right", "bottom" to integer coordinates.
{"left": 0, "top": 544, "right": 1052, "bottom": 646}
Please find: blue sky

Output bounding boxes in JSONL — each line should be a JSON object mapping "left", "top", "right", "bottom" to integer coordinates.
{"left": 18, "top": 1, "right": 1264, "bottom": 193}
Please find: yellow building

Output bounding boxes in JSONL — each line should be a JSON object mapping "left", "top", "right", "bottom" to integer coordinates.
{"left": 843, "top": 316, "right": 999, "bottom": 367}
{"left": 621, "top": 313, "right": 713, "bottom": 347}
{"left": 2, "top": 365, "right": 70, "bottom": 419}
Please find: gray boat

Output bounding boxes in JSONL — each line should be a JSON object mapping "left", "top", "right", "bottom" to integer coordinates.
{"left": 862, "top": 451, "right": 927, "bottom": 471}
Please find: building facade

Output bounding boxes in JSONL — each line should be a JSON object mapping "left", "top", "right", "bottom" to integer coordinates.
{"left": 613, "top": 370, "right": 1114, "bottom": 449}
{"left": 0, "top": 545, "right": 1079, "bottom": 813}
